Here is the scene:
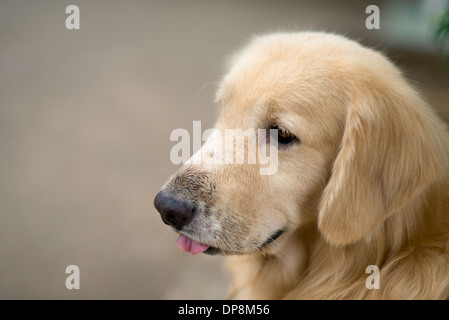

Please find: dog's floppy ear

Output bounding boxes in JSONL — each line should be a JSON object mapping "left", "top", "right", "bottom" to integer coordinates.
{"left": 318, "top": 84, "right": 445, "bottom": 245}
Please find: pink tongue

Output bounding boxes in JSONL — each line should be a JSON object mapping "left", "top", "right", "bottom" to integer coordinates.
{"left": 176, "top": 234, "right": 210, "bottom": 255}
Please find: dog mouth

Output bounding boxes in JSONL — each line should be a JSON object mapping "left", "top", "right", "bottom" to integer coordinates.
{"left": 176, "top": 233, "right": 222, "bottom": 255}
{"left": 176, "top": 229, "right": 285, "bottom": 256}
{"left": 176, "top": 234, "right": 210, "bottom": 255}
{"left": 259, "top": 228, "right": 285, "bottom": 248}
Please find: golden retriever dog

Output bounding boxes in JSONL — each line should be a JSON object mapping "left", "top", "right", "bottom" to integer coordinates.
{"left": 154, "top": 32, "right": 449, "bottom": 299}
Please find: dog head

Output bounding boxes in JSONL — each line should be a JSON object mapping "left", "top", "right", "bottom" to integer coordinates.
{"left": 154, "top": 32, "right": 446, "bottom": 255}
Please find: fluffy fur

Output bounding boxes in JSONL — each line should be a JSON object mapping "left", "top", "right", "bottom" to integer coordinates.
{"left": 158, "top": 32, "right": 449, "bottom": 299}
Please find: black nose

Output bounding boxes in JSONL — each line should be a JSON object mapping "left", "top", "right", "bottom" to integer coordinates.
{"left": 154, "top": 191, "right": 194, "bottom": 230}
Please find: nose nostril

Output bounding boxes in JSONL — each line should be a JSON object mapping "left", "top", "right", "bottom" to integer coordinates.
{"left": 167, "top": 214, "right": 177, "bottom": 226}
{"left": 154, "top": 191, "right": 194, "bottom": 230}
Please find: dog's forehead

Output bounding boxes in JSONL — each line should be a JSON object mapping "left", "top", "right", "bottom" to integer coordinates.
{"left": 216, "top": 68, "right": 346, "bottom": 131}
{"left": 216, "top": 35, "right": 359, "bottom": 118}
{"left": 214, "top": 33, "right": 365, "bottom": 140}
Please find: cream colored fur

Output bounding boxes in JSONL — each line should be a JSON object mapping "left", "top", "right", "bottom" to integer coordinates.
{"left": 159, "top": 32, "right": 449, "bottom": 299}
{"left": 221, "top": 32, "right": 449, "bottom": 299}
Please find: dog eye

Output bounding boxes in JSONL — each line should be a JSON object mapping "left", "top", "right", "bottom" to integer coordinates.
{"left": 271, "top": 125, "right": 296, "bottom": 145}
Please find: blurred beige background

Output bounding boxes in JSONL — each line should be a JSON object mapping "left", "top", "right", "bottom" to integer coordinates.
{"left": 0, "top": 0, "right": 448, "bottom": 299}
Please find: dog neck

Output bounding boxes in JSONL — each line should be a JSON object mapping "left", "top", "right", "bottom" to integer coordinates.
{"left": 228, "top": 176, "right": 449, "bottom": 299}
{"left": 227, "top": 223, "right": 317, "bottom": 299}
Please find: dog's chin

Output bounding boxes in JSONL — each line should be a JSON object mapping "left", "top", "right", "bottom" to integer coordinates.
{"left": 202, "top": 246, "right": 259, "bottom": 256}
{"left": 197, "top": 228, "right": 286, "bottom": 256}
{"left": 203, "top": 246, "right": 226, "bottom": 255}
{"left": 177, "top": 237, "right": 247, "bottom": 256}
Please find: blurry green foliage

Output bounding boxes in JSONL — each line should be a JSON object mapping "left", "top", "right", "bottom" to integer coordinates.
{"left": 434, "top": 10, "right": 449, "bottom": 66}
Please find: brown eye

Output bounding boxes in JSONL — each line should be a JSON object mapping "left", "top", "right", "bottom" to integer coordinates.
{"left": 271, "top": 125, "right": 296, "bottom": 145}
